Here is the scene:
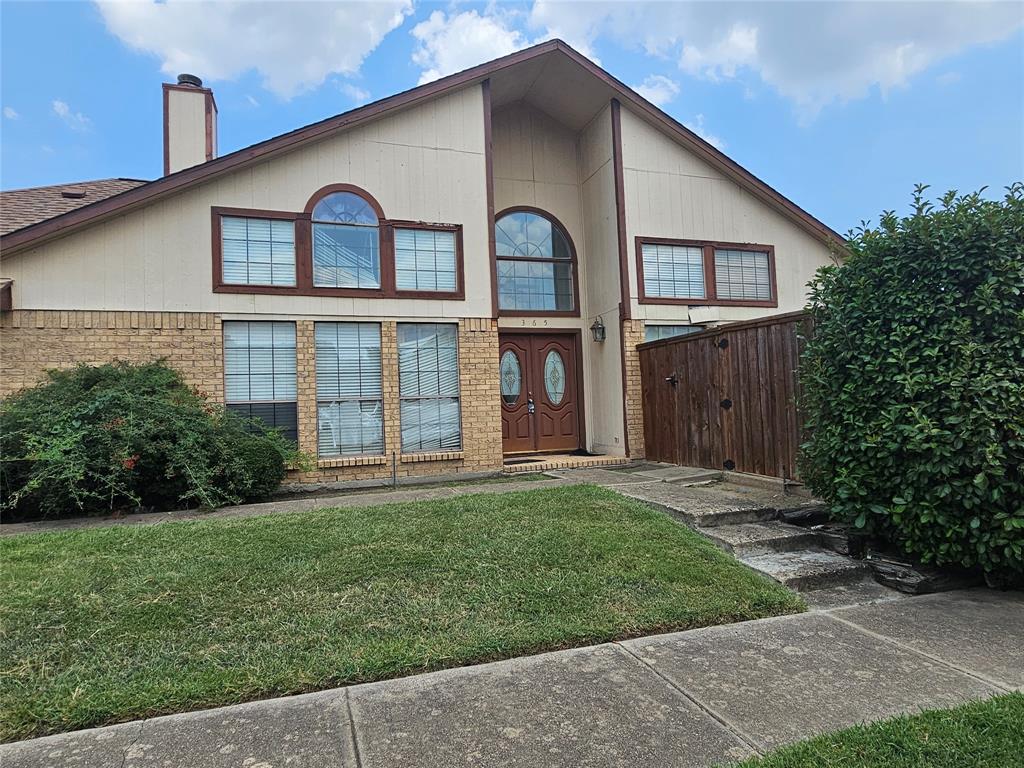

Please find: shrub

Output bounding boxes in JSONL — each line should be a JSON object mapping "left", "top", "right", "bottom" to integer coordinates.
{"left": 1, "top": 361, "right": 304, "bottom": 520}
{"left": 800, "top": 184, "right": 1024, "bottom": 579}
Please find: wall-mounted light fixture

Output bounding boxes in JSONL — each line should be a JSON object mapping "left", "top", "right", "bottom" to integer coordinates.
{"left": 590, "top": 316, "right": 606, "bottom": 342}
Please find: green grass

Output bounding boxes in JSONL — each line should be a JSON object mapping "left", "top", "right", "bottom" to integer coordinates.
{"left": 0, "top": 485, "right": 802, "bottom": 741}
{"left": 733, "top": 694, "right": 1024, "bottom": 768}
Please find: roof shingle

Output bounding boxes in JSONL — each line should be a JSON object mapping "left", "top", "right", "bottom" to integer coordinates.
{"left": 0, "top": 178, "right": 148, "bottom": 236}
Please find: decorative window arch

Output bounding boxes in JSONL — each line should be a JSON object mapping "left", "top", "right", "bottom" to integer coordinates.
{"left": 305, "top": 184, "right": 385, "bottom": 290}
{"left": 494, "top": 207, "right": 579, "bottom": 315}
{"left": 212, "top": 182, "right": 464, "bottom": 299}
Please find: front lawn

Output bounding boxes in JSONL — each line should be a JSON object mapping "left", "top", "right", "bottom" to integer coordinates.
{"left": 733, "top": 693, "right": 1024, "bottom": 768}
{"left": 0, "top": 484, "right": 802, "bottom": 741}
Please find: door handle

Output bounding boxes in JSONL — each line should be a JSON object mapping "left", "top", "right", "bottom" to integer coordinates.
{"left": 527, "top": 394, "right": 535, "bottom": 414}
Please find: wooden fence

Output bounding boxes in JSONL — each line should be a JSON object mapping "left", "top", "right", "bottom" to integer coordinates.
{"left": 638, "top": 311, "right": 812, "bottom": 481}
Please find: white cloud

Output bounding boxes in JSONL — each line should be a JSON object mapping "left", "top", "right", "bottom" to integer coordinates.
{"left": 683, "top": 113, "right": 724, "bottom": 150}
{"left": 527, "top": 1, "right": 1024, "bottom": 116}
{"left": 52, "top": 100, "right": 91, "bottom": 131}
{"left": 3, "top": 106, "right": 19, "bottom": 120}
{"left": 411, "top": 10, "right": 531, "bottom": 85}
{"left": 96, "top": 0, "right": 412, "bottom": 99}
{"left": 632, "top": 75, "right": 680, "bottom": 107}
{"left": 340, "top": 83, "right": 371, "bottom": 105}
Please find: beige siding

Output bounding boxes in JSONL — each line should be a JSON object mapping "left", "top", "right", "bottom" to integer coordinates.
{"left": 492, "top": 102, "right": 628, "bottom": 455}
{"left": 619, "top": 107, "right": 835, "bottom": 324}
{"left": 578, "top": 104, "right": 626, "bottom": 455}
{"left": 3, "top": 85, "right": 490, "bottom": 318}
{"left": 166, "top": 88, "right": 208, "bottom": 174}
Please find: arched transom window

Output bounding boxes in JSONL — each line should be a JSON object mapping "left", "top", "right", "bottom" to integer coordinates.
{"left": 495, "top": 209, "right": 575, "bottom": 312}
{"left": 311, "top": 190, "right": 381, "bottom": 289}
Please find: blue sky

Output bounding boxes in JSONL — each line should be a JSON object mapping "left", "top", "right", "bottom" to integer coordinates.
{"left": 1, "top": 1, "right": 1022, "bottom": 234}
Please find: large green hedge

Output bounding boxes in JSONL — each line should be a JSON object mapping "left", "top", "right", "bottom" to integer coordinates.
{"left": 1, "top": 361, "right": 304, "bottom": 520}
{"left": 800, "top": 184, "right": 1024, "bottom": 578}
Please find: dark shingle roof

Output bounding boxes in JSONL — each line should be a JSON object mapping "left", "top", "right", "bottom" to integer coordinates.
{"left": 0, "top": 178, "right": 149, "bottom": 236}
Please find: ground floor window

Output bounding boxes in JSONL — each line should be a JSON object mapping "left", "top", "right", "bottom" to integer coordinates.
{"left": 644, "top": 324, "right": 703, "bottom": 342}
{"left": 398, "top": 323, "right": 462, "bottom": 452}
{"left": 223, "top": 321, "right": 298, "bottom": 442}
{"left": 315, "top": 322, "right": 384, "bottom": 456}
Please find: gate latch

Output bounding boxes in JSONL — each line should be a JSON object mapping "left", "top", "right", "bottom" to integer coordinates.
{"left": 665, "top": 374, "right": 679, "bottom": 386}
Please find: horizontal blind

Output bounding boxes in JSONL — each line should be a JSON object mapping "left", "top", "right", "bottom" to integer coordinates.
{"left": 641, "top": 243, "right": 705, "bottom": 299}
{"left": 315, "top": 322, "right": 384, "bottom": 456}
{"left": 221, "top": 216, "right": 295, "bottom": 286}
{"left": 714, "top": 249, "right": 771, "bottom": 300}
{"left": 398, "top": 324, "right": 461, "bottom": 452}
{"left": 222, "top": 321, "right": 297, "bottom": 441}
{"left": 312, "top": 223, "right": 381, "bottom": 289}
{"left": 395, "top": 228, "right": 457, "bottom": 291}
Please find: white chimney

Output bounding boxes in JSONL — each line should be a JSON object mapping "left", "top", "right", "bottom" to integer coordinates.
{"left": 162, "top": 74, "right": 217, "bottom": 175}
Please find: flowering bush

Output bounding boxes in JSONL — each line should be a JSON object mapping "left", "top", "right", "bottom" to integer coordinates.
{"left": 1, "top": 361, "right": 305, "bottom": 520}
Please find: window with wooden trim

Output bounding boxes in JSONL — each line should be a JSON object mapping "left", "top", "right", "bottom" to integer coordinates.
{"left": 315, "top": 322, "right": 383, "bottom": 456}
{"left": 714, "top": 248, "right": 772, "bottom": 301}
{"left": 223, "top": 321, "right": 297, "bottom": 442}
{"left": 212, "top": 186, "right": 464, "bottom": 300}
{"left": 398, "top": 323, "right": 461, "bottom": 452}
{"left": 636, "top": 238, "right": 777, "bottom": 307}
{"left": 311, "top": 191, "right": 381, "bottom": 289}
{"left": 394, "top": 227, "right": 457, "bottom": 292}
{"left": 495, "top": 209, "right": 577, "bottom": 313}
{"left": 641, "top": 242, "right": 705, "bottom": 299}
{"left": 220, "top": 216, "right": 296, "bottom": 286}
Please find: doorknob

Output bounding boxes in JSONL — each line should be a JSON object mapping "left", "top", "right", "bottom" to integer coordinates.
{"left": 527, "top": 395, "right": 535, "bottom": 414}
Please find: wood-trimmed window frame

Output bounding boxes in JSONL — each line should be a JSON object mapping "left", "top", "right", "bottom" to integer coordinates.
{"left": 635, "top": 236, "right": 778, "bottom": 308}
{"left": 494, "top": 205, "right": 581, "bottom": 318}
{"left": 212, "top": 184, "right": 465, "bottom": 300}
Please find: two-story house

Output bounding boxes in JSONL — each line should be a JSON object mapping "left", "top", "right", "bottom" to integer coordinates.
{"left": 0, "top": 41, "right": 842, "bottom": 485}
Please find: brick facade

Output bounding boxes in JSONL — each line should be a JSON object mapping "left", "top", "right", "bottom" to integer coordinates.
{"left": 622, "top": 318, "right": 646, "bottom": 460}
{"left": 0, "top": 311, "right": 504, "bottom": 483}
{"left": 0, "top": 310, "right": 223, "bottom": 399}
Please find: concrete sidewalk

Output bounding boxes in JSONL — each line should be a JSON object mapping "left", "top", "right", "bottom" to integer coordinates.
{"left": 4, "top": 589, "right": 1021, "bottom": 767}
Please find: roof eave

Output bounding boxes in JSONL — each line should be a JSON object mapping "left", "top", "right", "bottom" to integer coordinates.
{"left": 1, "top": 38, "right": 845, "bottom": 257}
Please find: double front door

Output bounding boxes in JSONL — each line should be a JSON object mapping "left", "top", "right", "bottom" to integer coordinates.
{"left": 499, "top": 333, "right": 581, "bottom": 454}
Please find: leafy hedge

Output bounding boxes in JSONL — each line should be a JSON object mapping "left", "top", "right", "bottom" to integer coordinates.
{"left": 1, "top": 361, "right": 305, "bottom": 520}
{"left": 800, "top": 184, "right": 1024, "bottom": 579}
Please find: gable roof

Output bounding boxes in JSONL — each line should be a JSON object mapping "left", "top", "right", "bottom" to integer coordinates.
{"left": 0, "top": 178, "right": 148, "bottom": 236}
{"left": 0, "top": 40, "right": 845, "bottom": 256}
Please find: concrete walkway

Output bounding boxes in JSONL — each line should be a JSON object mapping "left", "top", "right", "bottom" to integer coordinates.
{"left": 4, "top": 589, "right": 1021, "bottom": 767}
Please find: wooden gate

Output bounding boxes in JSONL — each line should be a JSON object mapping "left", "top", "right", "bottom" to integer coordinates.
{"left": 638, "top": 311, "right": 811, "bottom": 480}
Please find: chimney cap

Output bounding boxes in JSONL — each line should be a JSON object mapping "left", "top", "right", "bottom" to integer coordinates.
{"left": 176, "top": 73, "right": 203, "bottom": 88}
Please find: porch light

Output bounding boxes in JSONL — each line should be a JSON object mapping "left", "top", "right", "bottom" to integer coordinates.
{"left": 590, "top": 317, "right": 606, "bottom": 342}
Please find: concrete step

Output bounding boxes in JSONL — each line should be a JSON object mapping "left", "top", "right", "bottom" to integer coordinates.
{"left": 632, "top": 467, "right": 723, "bottom": 484}
{"left": 741, "top": 549, "right": 873, "bottom": 592}
{"left": 699, "top": 521, "right": 819, "bottom": 557}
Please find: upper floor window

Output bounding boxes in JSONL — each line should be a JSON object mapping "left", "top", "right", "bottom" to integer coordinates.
{"left": 495, "top": 209, "right": 576, "bottom": 314}
{"left": 214, "top": 210, "right": 296, "bottom": 288}
{"left": 212, "top": 185, "right": 463, "bottom": 300}
{"left": 311, "top": 190, "right": 381, "bottom": 289}
{"left": 395, "top": 227, "right": 458, "bottom": 292}
{"left": 636, "top": 238, "right": 777, "bottom": 307}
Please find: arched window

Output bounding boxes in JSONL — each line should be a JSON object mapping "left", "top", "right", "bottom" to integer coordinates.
{"left": 309, "top": 187, "right": 382, "bottom": 289}
{"left": 495, "top": 209, "right": 576, "bottom": 312}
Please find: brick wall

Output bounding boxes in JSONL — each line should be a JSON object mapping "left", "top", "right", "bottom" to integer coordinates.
{"left": 622, "top": 318, "right": 646, "bottom": 459}
{"left": 0, "top": 310, "right": 504, "bottom": 482}
{"left": 0, "top": 310, "right": 223, "bottom": 399}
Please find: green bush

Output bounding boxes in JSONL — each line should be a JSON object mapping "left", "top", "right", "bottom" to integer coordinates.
{"left": 800, "top": 184, "right": 1024, "bottom": 578}
{"left": 1, "top": 361, "right": 304, "bottom": 520}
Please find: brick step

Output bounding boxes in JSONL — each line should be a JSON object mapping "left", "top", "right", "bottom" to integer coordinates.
{"left": 698, "top": 521, "right": 820, "bottom": 557}
{"left": 741, "top": 550, "right": 873, "bottom": 592}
